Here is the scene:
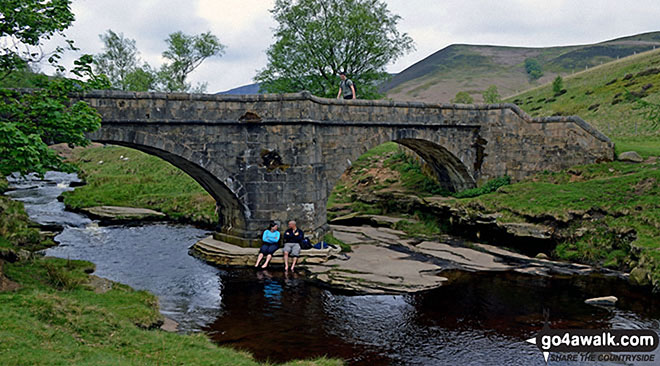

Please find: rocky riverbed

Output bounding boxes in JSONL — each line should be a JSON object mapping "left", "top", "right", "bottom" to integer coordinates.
{"left": 190, "top": 217, "right": 618, "bottom": 295}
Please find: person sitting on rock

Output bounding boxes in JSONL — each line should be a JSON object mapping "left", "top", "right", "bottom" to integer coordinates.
{"left": 282, "top": 220, "right": 304, "bottom": 271}
{"left": 255, "top": 222, "right": 280, "bottom": 269}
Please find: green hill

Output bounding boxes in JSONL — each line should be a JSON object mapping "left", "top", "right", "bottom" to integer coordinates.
{"left": 383, "top": 31, "right": 660, "bottom": 103}
{"left": 504, "top": 47, "right": 660, "bottom": 155}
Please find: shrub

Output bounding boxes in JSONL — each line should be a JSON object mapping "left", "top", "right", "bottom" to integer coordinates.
{"left": 454, "top": 176, "right": 511, "bottom": 198}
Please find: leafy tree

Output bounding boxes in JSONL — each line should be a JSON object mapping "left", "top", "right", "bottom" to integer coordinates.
{"left": 124, "top": 63, "right": 157, "bottom": 92}
{"left": 0, "top": 1, "right": 106, "bottom": 176}
{"left": 482, "top": 85, "right": 501, "bottom": 103}
{"left": 524, "top": 58, "right": 543, "bottom": 80}
{"left": 157, "top": 31, "right": 225, "bottom": 92}
{"left": 452, "top": 91, "right": 474, "bottom": 104}
{"left": 552, "top": 75, "right": 564, "bottom": 95}
{"left": 255, "top": 0, "right": 414, "bottom": 99}
{"left": 94, "top": 30, "right": 154, "bottom": 90}
{"left": 0, "top": 0, "right": 76, "bottom": 78}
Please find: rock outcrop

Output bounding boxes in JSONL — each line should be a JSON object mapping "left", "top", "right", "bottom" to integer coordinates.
{"left": 191, "top": 236, "right": 340, "bottom": 267}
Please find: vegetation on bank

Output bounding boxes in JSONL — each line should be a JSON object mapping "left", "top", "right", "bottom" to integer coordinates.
{"left": 0, "top": 179, "right": 341, "bottom": 366}
{"left": 61, "top": 145, "right": 218, "bottom": 227}
{"left": 327, "top": 138, "right": 660, "bottom": 290}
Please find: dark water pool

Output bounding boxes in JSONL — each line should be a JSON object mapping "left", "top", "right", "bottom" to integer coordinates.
{"left": 6, "top": 172, "right": 660, "bottom": 365}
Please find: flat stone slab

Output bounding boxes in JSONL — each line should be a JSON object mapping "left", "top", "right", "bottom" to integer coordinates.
{"left": 307, "top": 244, "right": 447, "bottom": 294}
{"left": 416, "top": 241, "right": 512, "bottom": 271}
{"left": 191, "top": 236, "right": 340, "bottom": 267}
{"left": 81, "top": 206, "right": 166, "bottom": 220}
{"left": 307, "top": 224, "right": 602, "bottom": 294}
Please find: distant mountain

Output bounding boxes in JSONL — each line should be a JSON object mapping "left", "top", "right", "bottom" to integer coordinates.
{"left": 217, "top": 83, "right": 262, "bottom": 95}
{"left": 382, "top": 31, "right": 660, "bottom": 103}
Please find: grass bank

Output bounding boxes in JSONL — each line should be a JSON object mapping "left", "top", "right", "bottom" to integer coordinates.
{"left": 61, "top": 145, "right": 218, "bottom": 228}
{"left": 0, "top": 179, "right": 341, "bottom": 366}
{"left": 327, "top": 140, "right": 660, "bottom": 291}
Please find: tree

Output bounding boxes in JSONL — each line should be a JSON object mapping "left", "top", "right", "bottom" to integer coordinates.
{"left": 0, "top": 1, "right": 106, "bottom": 176}
{"left": 0, "top": 0, "right": 76, "bottom": 78}
{"left": 255, "top": 0, "right": 414, "bottom": 99}
{"left": 452, "top": 91, "right": 474, "bottom": 104}
{"left": 157, "top": 31, "right": 225, "bottom": 92}
{"left": 524, "top": 58, "right": 543, "bottom": 80}
{"left": 94, "top": 30, "right": 153, "bottom": 90}
{"left": 482, "top": 85, "right": 501, "bottom": 103}
{"left": 124, "top": 63, "right": 157, "bottom": 92}
{"left": 552, "top": 75, "right": 564, "bottom": 95}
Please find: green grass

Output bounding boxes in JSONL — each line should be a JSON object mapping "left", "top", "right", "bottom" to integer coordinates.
{"left": 613, "top": 136, "right": 660, "bottom": 158}
{"left": 62, "top": 145, "right": 218, "bottom": 227}
{"left": 506, "top": 48, "right": 660, "bottom": 139}
{"left": 323, "top": 233, "right": 350, "bottom": 253}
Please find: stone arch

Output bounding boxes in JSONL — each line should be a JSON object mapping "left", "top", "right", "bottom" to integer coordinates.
{"left": 326, "top": 130, "right": 476, "bottom": 197}
{"left": 89, "top": 132, "right": 249, "bottom": 237}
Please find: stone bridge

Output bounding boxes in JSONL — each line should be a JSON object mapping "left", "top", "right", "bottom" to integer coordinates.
{"left": 80, "top": 90, "right": 613, "bottom": 246}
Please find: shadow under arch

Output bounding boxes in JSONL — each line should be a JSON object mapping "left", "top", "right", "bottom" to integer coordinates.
{"left": 90, "top": 139, "right": 248, "bottom": 237}
{"left": 395, "top": 138, "right": 475, "bottom": 193}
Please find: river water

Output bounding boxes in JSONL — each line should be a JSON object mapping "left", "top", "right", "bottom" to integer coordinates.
{"left": 5, "top": 172, "right": 660, "bottom": 366}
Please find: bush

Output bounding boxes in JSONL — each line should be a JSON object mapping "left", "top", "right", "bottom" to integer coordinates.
{"left": 525, "top": 58, "right": 543, "bottom": 80}
{"left": 552, "top": 75, "right": 564, "bottom": 95}
{"left": 452, "top": 91, "right": 474, "bottom": 104}
{"left": 454, "top": 176, "right": 511, "bottom": 198}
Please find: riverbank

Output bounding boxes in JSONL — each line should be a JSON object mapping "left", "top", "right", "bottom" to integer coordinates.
{"left": 53, "top": 144, "right": 218, "bottom": 229}
{"left": 329, "top": 142, "right": 660, "bottom": 293}
{"left": 0, "top": 178, "right": 342, "bottom": 366}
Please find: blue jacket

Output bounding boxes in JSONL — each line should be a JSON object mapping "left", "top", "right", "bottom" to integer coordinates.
{"left": 262, "top": 230, "right": 280, "bottom": 244}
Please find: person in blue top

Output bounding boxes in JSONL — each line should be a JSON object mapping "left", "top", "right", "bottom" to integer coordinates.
{"left": 255, "top": 222, "right": 280, "bottom": 269}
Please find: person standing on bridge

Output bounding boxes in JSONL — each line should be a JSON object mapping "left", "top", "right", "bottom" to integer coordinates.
{"left": 336, "top": 72, "right": 356, "bottom": 100}
{"left": 282, "top": 220, "right": 304, "bottom": 271}
{"left": 255, "top": 222, "right": 280, "bottom": 269}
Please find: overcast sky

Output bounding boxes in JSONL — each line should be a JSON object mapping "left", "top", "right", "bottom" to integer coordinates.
{"left": 43, "top": 0, "right": 660, "bottom": 92}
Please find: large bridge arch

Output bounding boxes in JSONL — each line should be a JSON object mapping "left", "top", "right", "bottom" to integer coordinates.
{"left": 87, "top": 129, "right": 250, "bottom": 237}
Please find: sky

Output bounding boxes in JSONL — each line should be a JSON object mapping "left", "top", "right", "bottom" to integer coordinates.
{"left": 40, "top": 0, "right": 660, "bottom": 93}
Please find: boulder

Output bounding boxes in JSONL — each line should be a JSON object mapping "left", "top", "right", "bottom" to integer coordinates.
{"left": 535, "top": 253, "right": 549, "bottom": 260}
{"left": 629, "top": 267, "right": 651, "bottom": 286}
{"left": 618, "top": 151, "right": 643, "bottom": 163}
{"left": 584, "top": 296, "right": 618, "bottom": 306}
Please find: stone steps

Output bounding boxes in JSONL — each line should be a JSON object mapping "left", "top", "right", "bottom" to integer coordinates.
{"left": 190, "top": 236, "right": 340, "bottom": 267}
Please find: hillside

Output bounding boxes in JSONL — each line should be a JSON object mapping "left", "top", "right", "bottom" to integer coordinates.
{"left": 383, "top": 31, "right": 660, "bottom": 103}
{"left": 504, "top": 48, "right": 660, "bottom": 141}
{"left": 217, "top": 82, "right": 262, "bottom": 95}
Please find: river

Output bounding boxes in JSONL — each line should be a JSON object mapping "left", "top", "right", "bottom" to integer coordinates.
{"left": 5, "top": 171, "right": 660, "bottom": 365}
